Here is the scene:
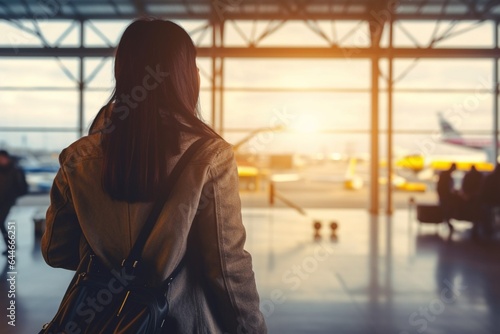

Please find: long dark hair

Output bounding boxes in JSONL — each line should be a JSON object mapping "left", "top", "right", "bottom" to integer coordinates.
{"left": 89, "top": 18, "right": 219, "bottom": 202}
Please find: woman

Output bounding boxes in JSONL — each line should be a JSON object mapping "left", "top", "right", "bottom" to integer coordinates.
{"left": 42, "top": 19, "right": 267, "bottom": 333}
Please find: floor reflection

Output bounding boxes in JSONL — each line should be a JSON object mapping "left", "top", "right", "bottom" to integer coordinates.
{"left": 431, "top": 234, "right": 500, "bottom": 333}
{"left": 0, "top": 205, "right": 499, "bottom": 333}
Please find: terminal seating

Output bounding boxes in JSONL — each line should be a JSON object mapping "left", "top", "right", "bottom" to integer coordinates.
{"left": 414, "top": 199, "right": 480, "bottom": 231}
{"left": 414, "top": 198, "right": 498, "bottom": 236}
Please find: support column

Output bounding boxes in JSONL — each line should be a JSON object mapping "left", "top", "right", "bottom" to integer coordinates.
{"left": 79, "top": 58, "right": 84, "bottom": 137}
{"left": 211, "top": 20, "right": 225, "bottom": 135}
{"left": 385, "top": 19, "right": 394, "bottom": 306}
{"left": 386, "top": 20, "right": 394, "bottom": 215}
{"left": 78, "top": 20, "right": 85, "bottom": 138}
{"left": 494, "top": 21, "right": 499, "bottom": 163}
{"left": 211, "top": 22, "right": 217, "bottom": 131}
{"left": 211, "top": 58, "right": 217, "bottom": 130}
{"left": 370, "top": 56, "right": 380, "bottom": 215}
{"left": 219, "top": 57, "right": 225, "bottom": 137}
{"left": 368, "top": 11, "right": 384, "bottom": 310}
{"left": 219, "top": 23, "right": 225, "bottom": 137}
{"left": 368, "top": 0, "right": 385, "bottom": 216}
{"left": 369, "top": 50, "right": 381, "bottom": 317}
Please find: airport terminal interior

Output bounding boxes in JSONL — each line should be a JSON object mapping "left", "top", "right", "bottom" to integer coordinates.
{"left": 2, "top": 0, "right": 500, "bottom": 333}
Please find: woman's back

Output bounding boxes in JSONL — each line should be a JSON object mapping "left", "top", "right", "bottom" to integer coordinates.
{"left": 43, "top": 131, "right": 206, "bottom": 277}
{"left": 42, "top": 18, "right": 267, "bottom": 333}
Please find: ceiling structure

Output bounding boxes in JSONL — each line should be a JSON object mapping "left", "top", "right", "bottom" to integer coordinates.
{"left": 1, "top": 1, "right": 500, "bottom": 57}
{"left": 1, "top": 0, "right": 500, "bottom": 21}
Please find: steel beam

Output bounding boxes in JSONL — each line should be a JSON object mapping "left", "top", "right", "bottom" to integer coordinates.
{"left": 0, "top": 47, "right": 116, "bottom": 57}
{"left": 0, "top": 127, "right": 78, "bottom": 132}
{"left": 198, "top": 47, "right": 500, "bottom": 59}
{"left": 3, "top": 47, "right": 500, "bottom": 59}
{"left": 2, "top": 13, "right": 500, "bottom": 22}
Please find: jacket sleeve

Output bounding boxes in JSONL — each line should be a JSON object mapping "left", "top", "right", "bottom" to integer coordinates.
{"left": 193, "top": 145, "right": 267, "bottom": 334}
{"left": 41, "top": 160, "right": 82, "bottom": 271}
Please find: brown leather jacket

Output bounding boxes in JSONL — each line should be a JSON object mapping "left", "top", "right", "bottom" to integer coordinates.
{"left": 41, "top": 132, "right": 267, "bottom": 334}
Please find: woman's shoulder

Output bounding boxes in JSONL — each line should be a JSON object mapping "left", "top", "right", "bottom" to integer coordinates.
{"left": 186, "top": 135, "right": 233, "bottom": 165}
{"left": 58, "top": 133, "right": 103, "bottom": 167}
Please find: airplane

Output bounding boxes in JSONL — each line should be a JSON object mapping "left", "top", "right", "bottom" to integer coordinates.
{"left": 396, "top": 113, "right": 497, "bottom": 175}
{"left": 438, "top": 112, "right": 497, "bottom": 162}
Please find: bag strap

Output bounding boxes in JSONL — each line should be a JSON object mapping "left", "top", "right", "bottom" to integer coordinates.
{"left": 123, "top": 137, "right": 209, "bottom": 268}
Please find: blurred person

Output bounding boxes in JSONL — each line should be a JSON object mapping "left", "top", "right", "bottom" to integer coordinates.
{"left": 437, "top": 162, "right": 457, "bottom": 231}
{"left": 459, "top": 165, "right": 484, "bottom": 234}
{"left": 41, "top": 19, "right": 266, "bottom": 333}
{"left": 461, "top": 165, "right": 483, "bottom": 200}
{"left": 0, "top": 150, "right": 27, "bottom": 255}
{"left": 479, "top": 163, "right": 500, "bottom": 235}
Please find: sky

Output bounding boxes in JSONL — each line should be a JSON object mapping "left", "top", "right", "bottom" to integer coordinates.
{"left": 0, "top": 18, "right": 496, "bottom": 160}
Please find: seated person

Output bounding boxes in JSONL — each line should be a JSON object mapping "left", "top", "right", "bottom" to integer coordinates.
{"left": 458, "top": 165, "right": 483, "bottom": 229}
{"left": 479, "top": 163, "right": 500, "bottom": 235}
{"left": 437, "top": 163, "right": 457, "bottom": 231}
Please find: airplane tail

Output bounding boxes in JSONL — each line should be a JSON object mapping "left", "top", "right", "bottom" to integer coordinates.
{"left": 438, "top": 112, "right": 461, "bottom": 139}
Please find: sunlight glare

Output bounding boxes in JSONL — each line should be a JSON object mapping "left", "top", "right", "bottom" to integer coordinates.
{"left": 290, "top": 115, "right": 320, "bottom": 134}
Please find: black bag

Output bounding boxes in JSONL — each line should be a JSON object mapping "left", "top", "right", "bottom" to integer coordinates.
{"left": 39, "top": 138, "right": 208, "bottom": 334}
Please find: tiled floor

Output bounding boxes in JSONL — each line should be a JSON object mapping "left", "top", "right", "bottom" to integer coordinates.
{"left": 0, "top": 204, "right": 499, "bottom": 333}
